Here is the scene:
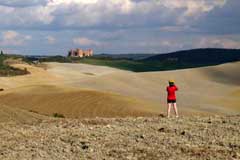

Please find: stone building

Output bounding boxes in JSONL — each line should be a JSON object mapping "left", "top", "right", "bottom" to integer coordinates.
{"left": 68, "top": 48, "right": 93, "bottom": 58}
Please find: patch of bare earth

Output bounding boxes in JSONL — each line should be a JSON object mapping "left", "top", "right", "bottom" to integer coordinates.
{"left": 0, "top": 115, "right": 239, "bottom": 160}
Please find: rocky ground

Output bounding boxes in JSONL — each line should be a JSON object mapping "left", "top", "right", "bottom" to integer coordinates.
{"left": 0, "top": 115, "right": 239, "bottom": 160}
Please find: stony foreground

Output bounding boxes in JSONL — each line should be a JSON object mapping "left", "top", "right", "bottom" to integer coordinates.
{"left": 0, "top": 115, "right": 239, "bottom": 160}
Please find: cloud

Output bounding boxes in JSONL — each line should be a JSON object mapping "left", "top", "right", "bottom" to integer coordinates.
{"left": 0, "top": 0, "right": 228, "bottom": 29}
{"left": 0, "top": 31, "right": 31, "bottom": 46}
{"left": 160, "top": 0, "right": 226, "bottom": 16}
{"left": 73, "top": 37, "right": 100, "bottom": 46}
{"left": 159, "top": 26, "right": 199, "bottom": 33}
{"left": 49, "top": 0, "right": 98, "bottom": 5}
{"left": 198, "top": 37, "right": 240, "bottom": 49}
{"left": 50, "top": 0, "right": 226, "bottom": 27}
{"left": 0, "top": 0, "right": 48, "bottom": 7}
{"left": 0, "top": 0, "right": 239, "bottom": 55}
{"left": 0, "top": 5, "right": 54, "bottom": 28}
{"left": 192, "top": 0, "right": 240, "bottom": 35}
{"left": 46, "top": 35, "right": 56, "bottom": 44}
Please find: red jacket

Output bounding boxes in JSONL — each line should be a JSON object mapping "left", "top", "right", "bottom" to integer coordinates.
{"left": 167, "top": 85, "right": 178, "bottom": 100}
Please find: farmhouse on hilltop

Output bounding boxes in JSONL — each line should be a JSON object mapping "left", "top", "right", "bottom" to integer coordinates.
{"left": 68, "top": 48, "right": 93, "bottom": 58}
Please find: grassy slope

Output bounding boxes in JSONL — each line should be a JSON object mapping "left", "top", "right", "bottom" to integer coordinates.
{"left": 0, "top": 54, "right": 29, "bottom": 76}
{"left": 39, "top": 56, "right": 207, "bottom": 72}
{"left": 77, "top": 57, "right": 208, "bottom": 72}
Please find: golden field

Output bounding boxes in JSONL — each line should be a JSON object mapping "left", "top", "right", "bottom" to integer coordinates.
{"left": 0, "top": 62, "right": 239, "bottom": 122}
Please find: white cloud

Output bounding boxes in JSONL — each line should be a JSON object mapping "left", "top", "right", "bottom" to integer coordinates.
{"left": 0, "top": 0, "right": 237, "bottom": 55}
{"left": 159, "top": 26, "right": 198, "bottom": 32}
{"left": 0, "top": 0, "right": 48, "bottom": 7}
{"left": 0, "top": 31, "right": 31, "bottom": 46}
{"left": 49, "top": 0, "right": 98, "bottom": 5}
{"left": 160, "top": 0, "right": 226, "bottom": 16}
{"left": 46, "top": 35, "right": 56, "bottom": 44}
{"left": 0, "top": 5, "right": 54, "bottom": 27}
{"left": 0, "top": 0, "right": 228, "bottom": 29}
{"left": 73, "top": 37, "right": 100, "bottom": 46}
{"left": 160, "top": 0, "right": 226, "bottom": 24}
{"left": 199, "top": 37, "right": 240, "bottom": 49}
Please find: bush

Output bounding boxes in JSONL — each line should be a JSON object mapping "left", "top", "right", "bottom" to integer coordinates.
{"left": 24, "top": 68, "right": 28, "bottom": 74}
{"left": 53, "top": 113, "right": 65, "bottom": 118}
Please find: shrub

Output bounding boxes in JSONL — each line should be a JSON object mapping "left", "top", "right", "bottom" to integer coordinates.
{"left": 29, "top": 110, "right": 39, "bottom": 114}
{"left": 53, "top": 113, "right": 65, "bottom": 118}
{"left": 24, "top": 68, "right": 28, "bottom": 74}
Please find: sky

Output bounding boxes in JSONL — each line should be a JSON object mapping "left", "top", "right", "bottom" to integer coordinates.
{"left": 0, "top": 0, "right": 239, "bottom": 55}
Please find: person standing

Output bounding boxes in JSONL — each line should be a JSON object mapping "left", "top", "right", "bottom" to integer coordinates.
{"left": 166, "top": 80, "right": 179, "bottom": 118}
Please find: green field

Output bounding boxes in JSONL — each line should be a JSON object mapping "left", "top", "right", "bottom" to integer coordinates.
{"left": 39, "top": 56, "right": 218, "bottom": 72}
{"left": 75, "top": 58, "right": 207, "bottom": 72}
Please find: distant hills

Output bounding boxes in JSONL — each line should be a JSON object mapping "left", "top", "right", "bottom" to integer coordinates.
{"left": 144, "top": 48, "right": 240, "bottom": 64}
{"left": 94, "top": 53, "right": 155, "bottom": 60}
{"left": 84, "top": 48, "right": 240, "bottom": 72}
{"left": 95, "top": 48, "right": 240, "bottom": 63}
{"left": 27, "top": 48, "right": 240, "bottom": 72}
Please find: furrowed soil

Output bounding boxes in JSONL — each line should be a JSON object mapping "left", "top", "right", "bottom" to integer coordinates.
{"left": 0, "top": 115, "right": 239, "bottom": 160}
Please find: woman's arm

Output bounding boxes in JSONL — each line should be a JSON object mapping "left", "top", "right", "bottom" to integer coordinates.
{"left": 175, "top": 85, "right": 178, "bottom": 91}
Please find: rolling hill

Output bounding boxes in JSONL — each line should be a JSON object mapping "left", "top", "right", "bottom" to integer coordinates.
{"left": 144, "top": 48, "right": 240, "bottom": 63}
{"left": 0, "top": 61, "right": 239, "bottom": 122}
{"left": 0, "top": 85, "right": 160, "bottom": 119}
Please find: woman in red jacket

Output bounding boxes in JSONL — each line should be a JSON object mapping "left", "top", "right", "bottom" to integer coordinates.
{"left": 166, "top": 80, "right": 179, "bottom": 118}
